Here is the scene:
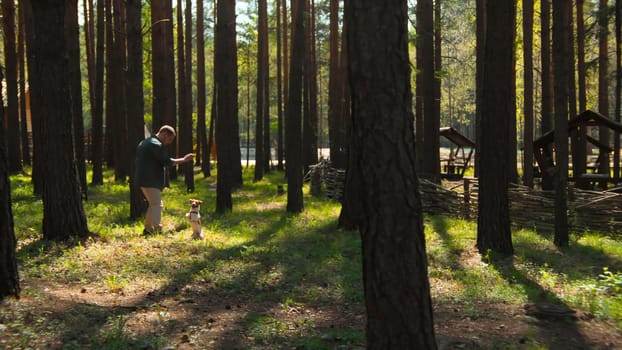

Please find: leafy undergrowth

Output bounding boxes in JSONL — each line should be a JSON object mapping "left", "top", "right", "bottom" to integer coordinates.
{"left": 1, "top": 166, "right": 622, "bottom": 349}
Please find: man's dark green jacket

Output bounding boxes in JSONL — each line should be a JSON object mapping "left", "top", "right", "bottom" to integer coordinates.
{"left": 134, "top": 135, "right": 173, "bottom": 190}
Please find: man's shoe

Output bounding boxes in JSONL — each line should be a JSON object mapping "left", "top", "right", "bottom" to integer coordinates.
{"left": 142, "top": 228, "right": 156, "bottom": 236}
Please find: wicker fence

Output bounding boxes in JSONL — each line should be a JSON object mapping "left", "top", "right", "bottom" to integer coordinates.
{"left": 421, "top": 177, "right": 622, "bottom": 235}
{"left": 308, "top": 161, "right": 622, "bottom": 236}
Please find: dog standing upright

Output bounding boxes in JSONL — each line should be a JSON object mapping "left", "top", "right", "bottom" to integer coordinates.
{"left": 186, "top": 199, "right": 204, "bottom": 240}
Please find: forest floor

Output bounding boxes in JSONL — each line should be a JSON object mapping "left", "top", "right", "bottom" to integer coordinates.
{"left": 4, "top": 244, "right": 621, "bottom": 350}
{"left": 2, "top": 168, "right": 622, "bottom": 349}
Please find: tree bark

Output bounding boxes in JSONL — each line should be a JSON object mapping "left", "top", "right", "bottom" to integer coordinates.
{"left": 276, "top": 0, "right": 285, "bottom": 171}
{"left": 17, "top": 0, "right": 30, "bottom": 166}
{"left": 3, "top": 0, "right": 22, "bottom": 173}
{"left": 177, "top": 0, "right": 194, "bottom": 192}
{"left": 474, "top": 0, "right": 486, "bottom": 178}
{"left": 215, "top": 0, "right": 241, "bottom": 212}
{"left": 30, "top": 0, "right": 90, "bottom": 240}
{"left": 302, "top": 0, "right": 318, "bottom": 173}
{"left": 345, "top": 1, "right": 437, "bottom": 347}
{"left": 523, "top": 0, "right": 535, "bottom": 188}
{"left": 91, "top": 0, "right": 105, "bottom": 185}
{"left": 197, "top": 0, "right": 209, "bottom": 177}
{"left": 328, "top": 0, "right": 340, "bottom": 167}
{"left": 112, "top": 0, "right": 128, "bottom": 181}
{"left": 262, "top": 0, "right": 272, "bottom": 173}
{"left": 573, "top": 0, "right": 588, "bottom": 189}
{"left": 477, "top": 0, "right": 514, "bottom": 256}
{"left": 598, "top": 0, "right": 611, "bottom": 180}
{"left": 151, "top": 0, "right": 177, "bottom": 180}
{"left": 541, "top": 0, "right": 554, "bottom": 190}
{"left": 23, "top": 0, "right": 44, "bottom": 195}
{"left": 552, "top": 0, "right": 570, "bottom": 247}
{"left": 254, "top": 0, "right": 268, "bottom": 181}
{"left": 418, "top": 0, "right": 439, "bottom": 182}
{"left": 127, "top": 0, "right": 147, "bottom": 220}
{"left": 66, "top": 0, "right": 87, "bottom": 199}
{"left": 615, "top": 0, "right": 622, "bottom": 181}
{"left": 0, "top": 71, "right": 20, "bottom": 301}
{"left": 286, "top": 0, "right": 305, "bottom": 213}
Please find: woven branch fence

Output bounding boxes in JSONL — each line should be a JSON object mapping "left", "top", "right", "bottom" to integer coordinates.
{"left": 308, "top": 161, "right": 622, "bottom": 235}
{"left": 421, "top": 177, "right": 622, "bottom": 235}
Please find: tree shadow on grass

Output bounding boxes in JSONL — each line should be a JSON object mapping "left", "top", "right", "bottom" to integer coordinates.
{"left": 428, "top": 215, "right": 597, "bottom": 349}
{"left": 489, "top": 256, "right": 597, "bottom": 349}
{"left": 427, "top": 215, "right": 470, "bottom": 270}
{"left": 32, "top": 208, "right": 365, "bottom": 349}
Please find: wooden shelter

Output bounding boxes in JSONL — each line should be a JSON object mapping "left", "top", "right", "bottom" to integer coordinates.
{"left": 440, "top": 126, "right": 475, "bottom": 180}
{"left": 533, "top": 110, "right": 622, "bottom": 189}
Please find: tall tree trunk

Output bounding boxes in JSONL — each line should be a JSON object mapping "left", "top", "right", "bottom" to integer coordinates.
{"left": 281, "top": 0, "right": 290, "bottom": 173}
{"left": 17, "top": 0, "right": 30, "bottom": 166}
{"left": 84, "top": 0, "right": 95, "bottom": 162}
{"left": 66, "top": 0, "right": 87, "bottom": 199}
{"left": 104, "top": 0, "right": 115, "bottom": 168}
{"left": 276, "top": 0, "right": 284, "bottom": 171}
{"left": 206, "top": 83, "right": 217, "bottom": 178}
{"left": 254, "top": 0, "right": 268, "bottom": 181}
{"left": 475, "top": 0, "right": 486, "bottom": 178}
{"left": 31, "top": 0, "right": 90, "bottom": 240}
{"left": 552, "top": 0, "right": 570, "bottom": 247}
{"left": 286, "top": 0, "right": 305, "bottom": 213}
{"left": 151, "top": 0, "right": 177, "bottom": 180}
{"left": 336, "top": 22, "right": 350, "bottom": 170}
{"left": 91, "top": 0, "right": 105, "bottom": 185}
{"left": 215, "top": 0, "right": 241, "bottom": 212}
{"left": 176, "top": 0, "right": 186, "bottom": 174}
{"left": 151, "top": 0, "right": 177, "bottom": 130}
{"left": 302, "top": 0, "right": 318, "bottom": 172}
{"left": 111, "top": 0, "right": 128, "bottom": 181}
{"left": 262, "top": 0, "right": 272, "bottom": 173}
{"left": 197, "top": 0, "right": 209, "bottom": 177}
{"left": 415, "top": 21, "right": 424, "bottom": 172}
{"left": 598, "top": 0, "right": 610, "bottom": 181}
{"left": 177, "top": 0, "right": 194, "bottom": 192}
{"left": 127, "top": 0, "right": 146, "bottom": 220}
{"left": 616, "top": 0, "right": 622, "bottom": 181}
{"left": 541, "top": 0, "right": 553, "bottom": 134}
{"left": 345, "top": 1, "right": 437, "bottom": 347}
{"left": 574, "top": 0, "right": 588, "bottom": 189}
{"left": 328, "top": 0, "right": 340, "bottom": 167}
{"left": 183, "top": 0, "right": 194, "bottom": 190}
{"left": 477, "top": 0, "right": 515, "bottom": 256}
{"left": 418, "top": 0, "right": 439, "bottom": 182}
{"left": 541, "top": 0, "right": 554, "bottom": 190}
{"left": 3, "top": 0, "right": 22, "bottom": 173}
{"left": 577, "top": 0, "right": 587, "bottom": 113}
{"left": 523, "top": 0, "right": 535, "bottom": 188}
{"left": 568, "top": 4, "right": 580, "bottom": 186}
{"left": 434, "top": 0, "right": 441, "bottom": 128}
{"left": 0, "top": 71, "right": 20, "bottom": 301}
{"left": 23, "top": 1, "right": 44, "bottom": 195}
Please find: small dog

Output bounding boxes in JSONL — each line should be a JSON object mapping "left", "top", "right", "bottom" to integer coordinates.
{"left": 186, "top": 199, "right": 204, "bottom": 240}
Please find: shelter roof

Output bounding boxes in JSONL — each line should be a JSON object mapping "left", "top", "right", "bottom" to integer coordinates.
{"left": 440, "top": 127, "right": 475, "bottom": 148}
{"left": 534, "top": 110, "right": 622, "bottom": 148}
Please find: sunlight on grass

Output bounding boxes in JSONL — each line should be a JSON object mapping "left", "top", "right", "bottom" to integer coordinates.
{"left": 7, "top": 165, "right": 622, "bottom": 348}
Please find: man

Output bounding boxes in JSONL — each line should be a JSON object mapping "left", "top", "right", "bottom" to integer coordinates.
{"left": 135, "top": 125, "right": 193, "bottom": 234}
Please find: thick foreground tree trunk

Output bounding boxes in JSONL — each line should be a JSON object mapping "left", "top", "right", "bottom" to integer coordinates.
{"left": 345, "top": 1, "right": 437, "bottom": 348}
{"left": 31, "top": 0, "right": 89, "bottom": 240}
{"left": 0, "top": 93, "right": 20, "bottom": 301}
{"left": 476, "top": 1, "right": 515, "bottom": 256}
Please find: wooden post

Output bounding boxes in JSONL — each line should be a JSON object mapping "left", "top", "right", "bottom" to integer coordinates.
{"left": 464, "top": 177, "right": 471, "bottom": 218}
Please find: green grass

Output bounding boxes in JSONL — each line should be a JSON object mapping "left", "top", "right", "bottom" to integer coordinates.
{"left": 2, "top": 165, "right": 622, "bottom": 348}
